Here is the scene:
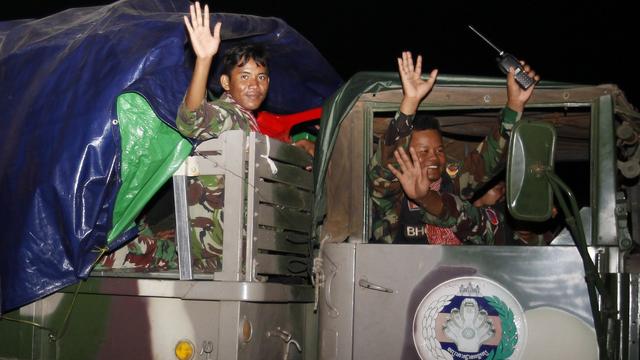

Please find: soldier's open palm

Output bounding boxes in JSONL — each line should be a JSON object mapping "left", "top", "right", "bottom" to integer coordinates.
{"left": 184, "top": 2, "right": 222, "bottom": 59}
{"left": 387, "top": 147, "right": 431, "bottom": 201}
{"left": 398, "top": 51, "right": 438, "bottom": 100}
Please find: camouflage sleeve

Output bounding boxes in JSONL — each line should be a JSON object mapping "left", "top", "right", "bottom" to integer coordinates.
{"left": 176, "top": 98, "right": 247, "bottom": 140}
{"left": 417, "top": 193, "right": 503, "bottom": 245}
{"left": 454, "top": 107, "right": 521, "bottom": 199}
{"left": 369, "top": 195, "right": 399, "bottom": 244}
{"left": 367, "top": 111, "right": 414, "bottom": 243}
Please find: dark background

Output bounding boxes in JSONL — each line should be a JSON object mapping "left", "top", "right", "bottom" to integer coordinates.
{"left": 3, "top": 0, "right": 638, "bottom": 107}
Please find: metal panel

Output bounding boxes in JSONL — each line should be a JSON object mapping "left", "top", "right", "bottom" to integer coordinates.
{"left": 247, "top": 133, "right": 314, "bottom": 281}
{"left": 323, "top": 105, "right": 359, "bottom": 244}
{"left": 256, "top": 180, "right": 313, "bottom": 210}
{"left": 593, "top": 95, "right": 618, "bottom": 245}
{"left": 352, "top": 245, "right": 597, "bottom": 359}
{"left": 24, "top": 281, "right": 315, "bottom": 359}
{"left": 257, "top": 204, "right": 312, "bottom": 234}
{"left": 350, "top": 104, "right": 366, "bottom": 243}
{"left": 255, "top": 135, "right": 313, "bottom": 169}
{"left": 237, "top": 302, "right": 308, "bottom": 360}
{"left": 256, "top": 158, "right": 313, "bottom": 190}
{"left": 0, "top": 301, "right": 41, "bottom": 359}
{"left": 303, "top": 303, "right": 319, "bottom": 360}
{"left": 255, "top": 228, "right": 309, "bottom": 255}
{"left": 255, "top": 253, "right": 308, "bottom": 276}
{"left": 318, "top": 243, "right": 356, "bottom": 360}
{"left": 218, "top": 301, "right": 241, "bottom": 360}
{"left": 28, "top": 293, "right": 222, "bottom": 360}
{"left": 246, "top": 132, "right": 260, "bottom": 282}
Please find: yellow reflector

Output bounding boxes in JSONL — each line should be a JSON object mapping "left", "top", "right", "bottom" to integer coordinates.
{"left": 175, "top": 339, "right": 194, "bottom": 360}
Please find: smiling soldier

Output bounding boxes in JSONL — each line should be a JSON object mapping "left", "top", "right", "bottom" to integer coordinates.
{"left": 177, "top": 1, "right": 270, "bottom": 139}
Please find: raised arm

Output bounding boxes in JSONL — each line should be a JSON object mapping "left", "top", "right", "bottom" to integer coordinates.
{"left": 183, "top": 1, "right": 222, "bottom": 111}
{"left": 398, "top": 51, "right": 439, "bottom": 116}
{"left": 368, "top": 52, "right": 438, "bottom": 243}
{"left": 378, "top": 52, "right": 439, "bottom": 167}
{"left": 506, "top": 61, "right": 539, "bottom": 113}
{"left": 453, "top": 61, "right": 540, "bottom": 199}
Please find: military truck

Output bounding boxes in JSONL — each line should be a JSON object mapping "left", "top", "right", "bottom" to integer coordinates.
{"left": 3, "top": 74, "right": 640, "bottom": 360}
{"left": 1, "top": 1, "right": 639, "bottom": 360}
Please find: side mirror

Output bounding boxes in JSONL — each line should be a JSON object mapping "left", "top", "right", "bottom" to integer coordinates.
{"left": 506, "top": 120, "right": 556, "bottom": 221}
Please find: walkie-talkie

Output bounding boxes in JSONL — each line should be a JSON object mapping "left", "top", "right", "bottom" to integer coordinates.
{"left": 468, "top": 25, "right": 535, "bottom": 89}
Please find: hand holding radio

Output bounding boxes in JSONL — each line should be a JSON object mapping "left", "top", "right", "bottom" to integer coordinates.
{"left": 506, "top": 60, "right": 539, "bottom": 112}
{"left": 468, "top": 25, "right": 539, "bottom": 112}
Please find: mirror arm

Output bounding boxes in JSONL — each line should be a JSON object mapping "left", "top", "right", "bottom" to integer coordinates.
{"left": 547, "top": 171, "right": 610, "bottom": 359}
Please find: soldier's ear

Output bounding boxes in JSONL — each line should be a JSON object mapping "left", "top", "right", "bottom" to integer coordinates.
{"left": 220, "top": 74, "right": 230, "bottom": 91}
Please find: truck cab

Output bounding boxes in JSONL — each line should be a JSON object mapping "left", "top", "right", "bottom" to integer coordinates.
{"left": 314, "top": 73, "right": 640, "bottom": 360}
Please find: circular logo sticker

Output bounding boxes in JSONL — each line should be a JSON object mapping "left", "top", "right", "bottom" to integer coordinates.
{"left": 413, "top": 276, "right": 526, "bottom": 360}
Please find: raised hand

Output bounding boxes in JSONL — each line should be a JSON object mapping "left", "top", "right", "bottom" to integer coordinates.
{"left": 398, "top": 51, "right": 438, "bottom": 115}
{"left": 184, "top": 1, "right": 222, "bottom": 59}
{"left": 506, "top": 60, "right": 540, "bottom": 112}
{"left": 387, "top": 147, "right": 431, "bottom": 200}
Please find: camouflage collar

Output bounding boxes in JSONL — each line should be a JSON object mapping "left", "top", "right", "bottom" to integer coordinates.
{"left": 220, "top": 92, "right": 259, "bottom": 131}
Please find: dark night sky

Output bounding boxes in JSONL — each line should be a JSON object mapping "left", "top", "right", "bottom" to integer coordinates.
{"left": 3, "top": 0, "right": 639, "bottom": 107}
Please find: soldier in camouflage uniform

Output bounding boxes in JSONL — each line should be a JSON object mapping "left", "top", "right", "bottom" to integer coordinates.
{"left": 177, "top": 2, "right": 269, "bottom": 140}
{"left": 177, "top": 2, "right": 318, "bottom": 152}
{"left": 369, "top": 51, "right": 539, "bottom": 244}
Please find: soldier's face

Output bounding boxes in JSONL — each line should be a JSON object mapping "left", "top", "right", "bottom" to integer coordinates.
{"left": 410, "top": 129, "right": 446, "bottom": 181}
{"left": 221, "top": 59, "right": 269, "bottom": 111}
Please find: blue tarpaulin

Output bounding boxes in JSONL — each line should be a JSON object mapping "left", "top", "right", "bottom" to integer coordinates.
{"left": 0, "top": 0, "right": 342, "bottom": 313}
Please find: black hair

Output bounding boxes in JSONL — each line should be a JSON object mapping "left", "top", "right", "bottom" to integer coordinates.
{"left": 412, "top": 113, "right": 441, "bottom": 133}
{"left": 221, "top": 43, "right": 269, "bottom": 76}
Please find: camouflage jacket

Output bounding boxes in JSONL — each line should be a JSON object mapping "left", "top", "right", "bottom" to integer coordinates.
{"left": 368, "top": 108, "right": 521, "bottom": 244}
{"left": 176, "top": 92, "right": 258, "bottom": 140}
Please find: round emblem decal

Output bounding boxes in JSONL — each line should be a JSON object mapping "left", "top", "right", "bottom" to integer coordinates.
{"left": 413, "top": 276, "right": 526, "bottom": 360}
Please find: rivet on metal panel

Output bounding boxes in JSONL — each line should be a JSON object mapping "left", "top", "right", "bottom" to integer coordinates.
{"left": 562, "top": 92, "right": 570, "bottom": 100}
{"left": 239, "top": 317, "right": 253, "bottom": 343}
{"left": 483, "top": 95, "right": 491, "bottom": 103}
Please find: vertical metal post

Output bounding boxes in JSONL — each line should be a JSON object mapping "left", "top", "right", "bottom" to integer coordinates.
{"left": 245, "top": 132, "right": 258, "bottom": 282}
{"left": 173, "top": 169, "right": 193, "bottom": 280}
{"left": 592, "top": 95, "right": 618, "bottom": 245}
{"left": 628, "top": 274, "right": 639, "bottom": 360}
{"left": 217, "top": 301, "right": 241, "bottom": 359}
